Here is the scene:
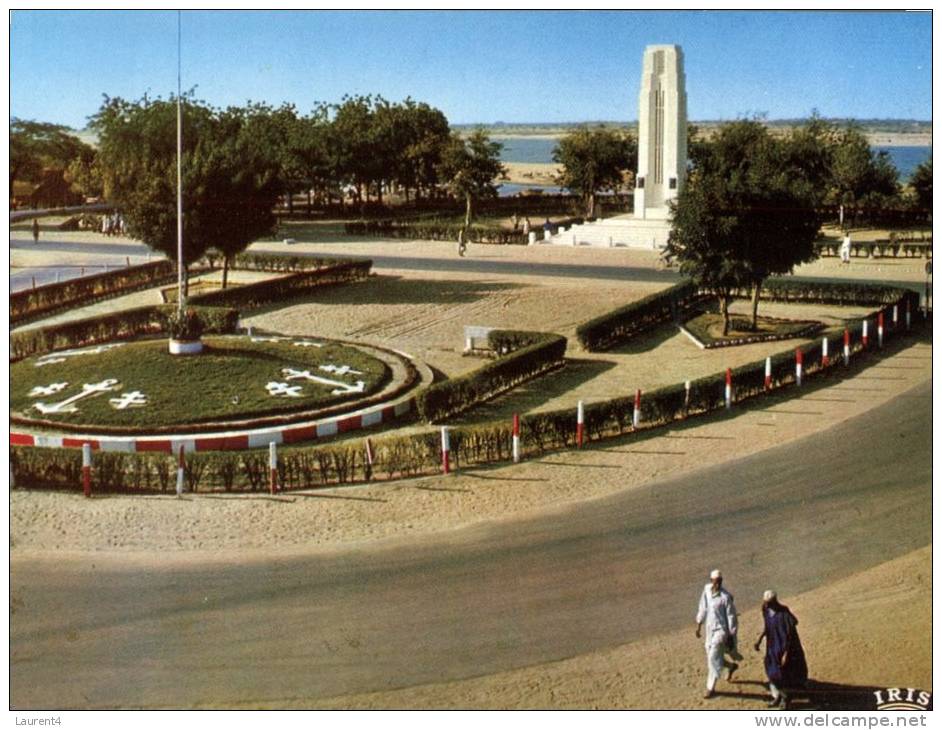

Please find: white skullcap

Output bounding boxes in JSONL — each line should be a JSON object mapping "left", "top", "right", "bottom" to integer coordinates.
{"left": 763, "top": 590, "right": 777, "bottom": 602}
{"left": 710, "top": 569, "right": 722, "bottom": 580}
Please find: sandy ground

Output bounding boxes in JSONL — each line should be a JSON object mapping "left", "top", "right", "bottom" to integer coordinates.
{"left": 299, "top": 545, "right": 930, "bottom": 709}
{"left": 9, "top": 225, "right": 933, "bottom": 710}
{"left": 11, "top": 335, "right": 930, "bottom": 555}
{"left": 503, "top": 161, "right": 561, "bottom": 186}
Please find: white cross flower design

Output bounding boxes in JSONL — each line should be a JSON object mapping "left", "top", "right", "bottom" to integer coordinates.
{"left": 266, "top": 381, "right": 303, "bottom": 397}
{"left": 28, "top": 382, "right": 69, "bottom": 397}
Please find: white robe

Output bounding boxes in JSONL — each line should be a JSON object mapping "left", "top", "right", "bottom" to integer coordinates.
{"left": 696, "top": 584, "right": 739, "bottom": 690}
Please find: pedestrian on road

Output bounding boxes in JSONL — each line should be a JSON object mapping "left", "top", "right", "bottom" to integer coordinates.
{"left": 695, "top": 568, "right": 741, "bottom": 699}
{"left": 754, "top": 590, "right": 808, "bottom": 709}
{"left": 32, "top": 218, "right": 39, "bottom": 242}
{"left": 522, "top": 217, "right": 531, "bottom": 235}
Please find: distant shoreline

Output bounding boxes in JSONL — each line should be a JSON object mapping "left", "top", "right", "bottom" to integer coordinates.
{"left": 490, "top": 131, "right": 931, "bottom": 147}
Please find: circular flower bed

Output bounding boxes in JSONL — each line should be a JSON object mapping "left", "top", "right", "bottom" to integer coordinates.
{"left": 11, "top": 335, "right": 391, "bottom": 430}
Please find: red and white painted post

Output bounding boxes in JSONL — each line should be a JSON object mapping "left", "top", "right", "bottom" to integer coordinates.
{"left": 576, "top": 400, "right": 585, "bottom": 448}
{"left": 821, "top": 337, "right": 829, "bottom": 368}
{"left": 684, "top": 380, "right": 691, "bottom": 414}
{"left": 764, "top": 357, "right": 772, "bottom": 391}
{"left": 269, "top": 442, "right": 278, "bottom": 494}
{"left": 441, "top": 426, "right": 451, "bottom": 475}
{"left": 365, "top": 437, "right": 374, "bottom": 478}
{"left": 862, "top": 319, "right": 869, "bottom": 348}
{"left": 725, "top": 368, "right": 732, "bottom": 410}
{"left": 906, "top": 299, "right": 912, "bottom": 331}
{"left": 176, "top": 445, "right": 185, "bottom": 497}
{"left": 795, "top": 348, "right": 803, "bottom": 387}
{"left": 82, "top": 443, "right": 92, "bottom": 498}
{"left": 892, "top": 304, "right": 899, "bottom": 330}
{"left": 878, "top": 312, "right": 885, "bottom": 348}
{"left": 633, "top": 389, "right": 642, "bottom": 429}
{"left": 843, "top": 328, "right": 851, "bottom": 366}
{"left": 512, "top": 413, "right": 520, "bottom": 463}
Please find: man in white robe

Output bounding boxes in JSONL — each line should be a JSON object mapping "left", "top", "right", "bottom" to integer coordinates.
{"left": 695, "top": 568, "right": 741, "bottom": 699}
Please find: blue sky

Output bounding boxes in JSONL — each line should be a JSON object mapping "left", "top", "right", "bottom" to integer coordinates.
{"left": 10, "top": 10, "right": 932, "bottom": 130}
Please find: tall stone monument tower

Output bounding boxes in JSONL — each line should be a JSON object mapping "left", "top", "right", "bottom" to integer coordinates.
{"left": 545, "top": 43, "right": 688, "bottom": 248}
{"left": 634, "top": 45, "right": 687, "bottom": 221}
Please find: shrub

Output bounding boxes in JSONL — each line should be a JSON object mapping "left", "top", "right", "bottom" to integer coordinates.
{"left": 576, "top": 281, "right": 702, "bottom": 351}
{"left": 166, "top": 308, "right": 206, "bottom": 341}
{"left": 231, "top": 252, "right": 367, "bottom": 272}
{"left": 11, "top": 260, "right": 177, "bottom": 324}
{"left": 10, "top": 305, "right": 239, "bottom": 362}
{"left": 345, "top": 219, "right": 530, "bottom": 245}
{"left": 416, "top": 331, "right": 567, "bottom": 423}
{"left": 189, "top": 259, "right": 372, "bottom": 308}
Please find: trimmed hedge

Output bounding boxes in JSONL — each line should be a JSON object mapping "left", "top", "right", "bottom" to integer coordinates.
{"left": 231, "top": 252, "right": 369, "bottom": 272}
{"left": 11, "top": 260, "right": 176, "bottom": 324}
{"left": 189, "top": 259, "right": 372, "bottom": 308}
{"left": 815, "top": 239, "right": 931, "bottom": 259}
{"left": 745, "top": 278, "right": 919, "bottom": 306}
{"left": 9, "top": 292, "right": 920, "bottom": 494}
{"left": 416, "top": 330, "right": 568, "bottom": 423}
{"left": 10, "top": 305, "right": 240, "bottom": 363}
{"left": 345, "top": 219, "right": 530, "bottom": 245}
{"left": 576, "top": 281, "right": 702, "bottom": 352}
{"left": 577, "top": 278, "right": 919, "bottom": 353}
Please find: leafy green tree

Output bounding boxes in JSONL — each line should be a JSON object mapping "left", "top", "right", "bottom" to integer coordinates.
{"left": 92, "top": 95, "right": 281, "bottom": 291}
{"left": 10, "top": 118, "right": 92, "bottom": 194}
{"left": 394, "top": 99, "right": 451, "bottom": 201}
{"left": 64, "top": 147, "right": 103, "bottom": 200}
{"left": 666, "top": 120, "right": 824, "bottom": 333}
{"left": 437, "top": 129, "right": 506, "bottom": 228}
{"left": 331, "top": 94, "right": 378, "bottom": 206}
{"left": 828, "top": 123, "right": 900, "bottom": 226}
{"left": 910, "top": 158, "right": 932, "bottom": 211}
{"left": 553, "top": 126, "right": 637, "bottom": 217}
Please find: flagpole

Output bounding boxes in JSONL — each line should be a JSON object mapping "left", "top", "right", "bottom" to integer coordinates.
{"left": 176, "top": 10, "right": 184, "bottom": 314}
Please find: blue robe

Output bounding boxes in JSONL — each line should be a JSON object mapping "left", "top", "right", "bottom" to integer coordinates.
{"left": 763, "top": 605, "right": 808, "bottom": 688}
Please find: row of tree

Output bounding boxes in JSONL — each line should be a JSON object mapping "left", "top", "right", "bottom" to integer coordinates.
{"left": 78, "top": 94, "right": 510, "bottom": 289}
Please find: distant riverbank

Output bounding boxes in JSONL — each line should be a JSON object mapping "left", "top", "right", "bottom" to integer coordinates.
{"left": 496, "top": 135, "right": 931, "bottom": 183}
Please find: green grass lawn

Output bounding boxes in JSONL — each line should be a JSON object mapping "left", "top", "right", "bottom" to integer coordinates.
{"left": 11, "top": 335, "right": 390, "bottom": 429}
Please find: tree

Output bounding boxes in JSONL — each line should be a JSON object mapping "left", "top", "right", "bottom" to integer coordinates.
{"left": 437, "top": 129, "right": 506, "bottom": 228}
{"left": 64, "top": 147, "right": 103, "bottom": 200}
{"left": 828, "top": 123, "right": 900, "bottom": 226}
{"left": 10, "top": 118, "right": 92, "bottom": 191}
{"left": 666, "top": 120, "right": 824, "bottom": 334}
{"left": 910, "top": 158, "right": 932, "bottom": 211}
{"left": 92, "top": 95, "right": 282, "bottom": 292}
{"left": 553, "top": 126, "right": 637, "bottom": 217}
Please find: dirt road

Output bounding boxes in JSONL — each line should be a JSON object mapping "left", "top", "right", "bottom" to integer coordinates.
{"left": 11, "top": 381, "right": 930, "bottom": 709}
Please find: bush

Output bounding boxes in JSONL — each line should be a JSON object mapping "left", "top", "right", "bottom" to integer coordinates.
{"left": 10, "top": 305, "right": 239, "bottom": 362}
{"left": 11, "top": 260, "right": 177, "bottom": 324}
{"left": 743, "top": 278, "right": 918, "bottom": 306}
{"left": 576, "top": 281, "right": 702, "bottom": 351}
{"left": 416, "top": 331, "right": 567, "bottom": 423}
{"left": 231, "top": 252, "right": 368, "bottom": 272}
{"left": 166, "top": 308, "right": 205, "bottom": 341}
{"left": 345, "top": 219, "right": 530, "bottom": 245}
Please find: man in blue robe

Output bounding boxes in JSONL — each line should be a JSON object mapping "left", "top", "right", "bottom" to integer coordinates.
{"left": 754, "top": 590, "right": 808, "bottom": 708}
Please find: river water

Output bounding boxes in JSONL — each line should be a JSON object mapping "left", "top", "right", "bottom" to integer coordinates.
{"left": 495, "top": 136, "right": 931, "bottom": 196}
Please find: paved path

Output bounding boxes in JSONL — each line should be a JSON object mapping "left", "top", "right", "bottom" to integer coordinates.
{"left": 11, "top": 381, "right": 930, "bottom": 708}
{"left": 11, "top": 237, "right": 930, "bottom": 293}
